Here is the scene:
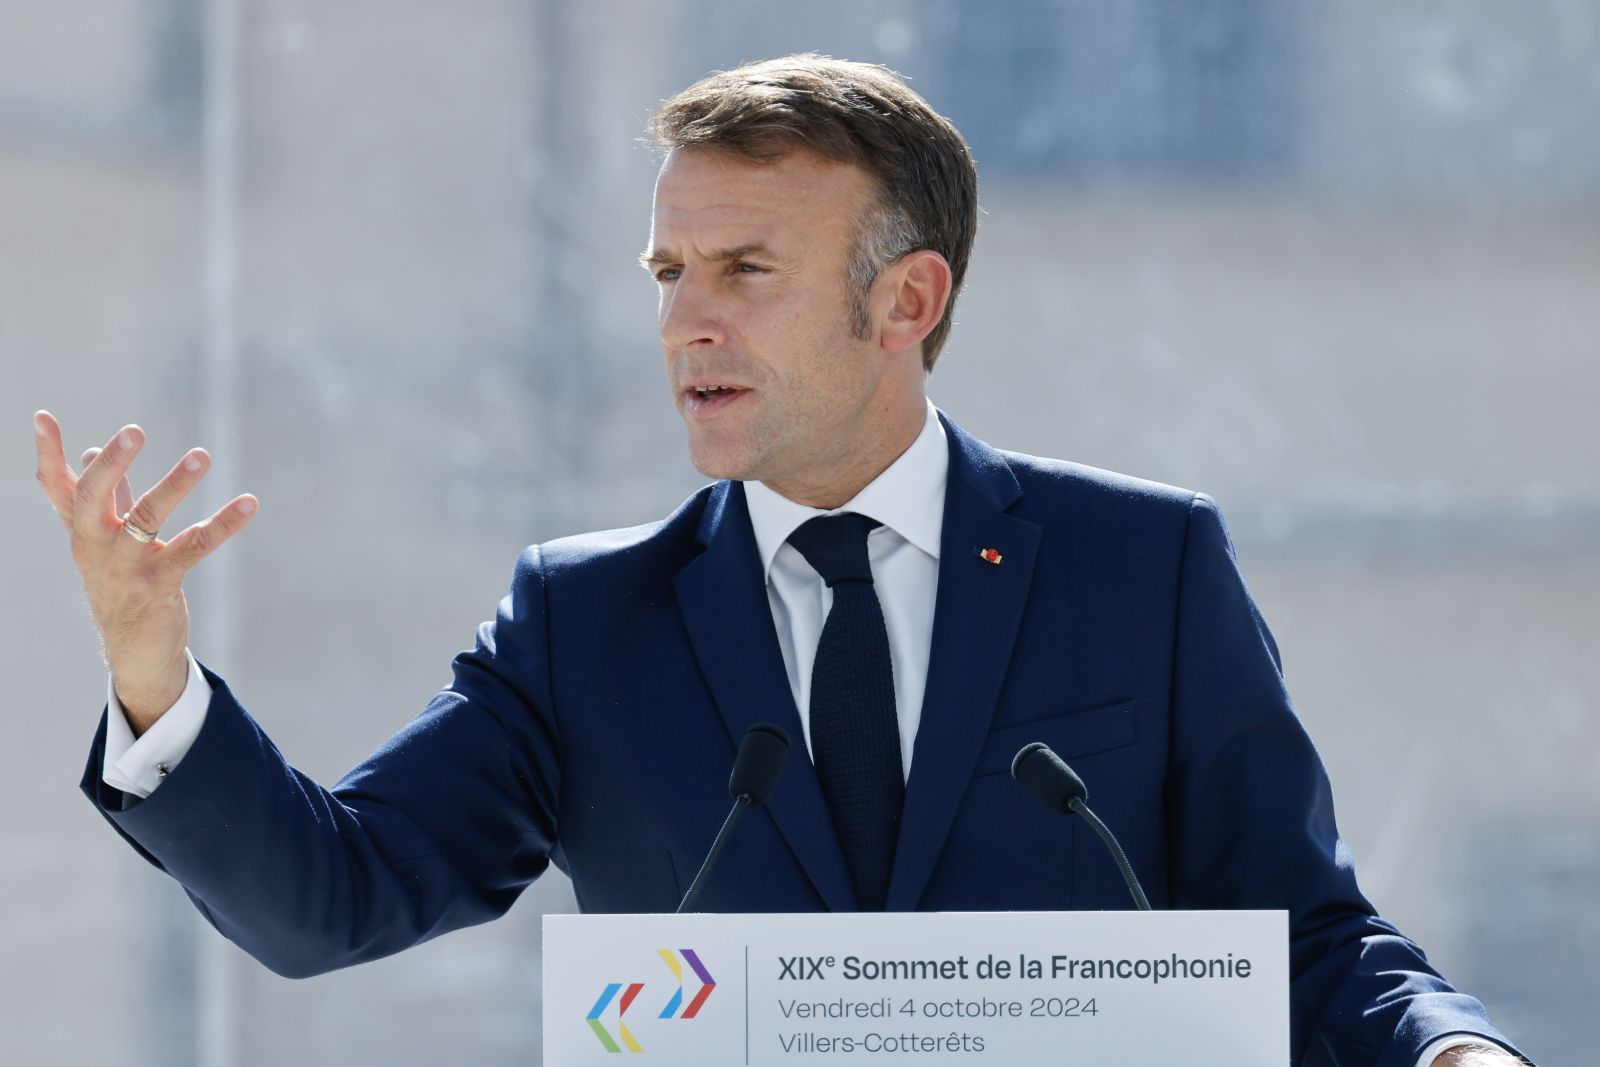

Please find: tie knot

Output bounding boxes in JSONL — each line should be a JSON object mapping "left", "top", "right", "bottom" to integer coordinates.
{"left": 787, "top": 513, "right": 881, "bottom": 587}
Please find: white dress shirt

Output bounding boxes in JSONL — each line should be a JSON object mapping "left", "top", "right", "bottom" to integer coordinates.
{"left": 742, "top": 399, "right": 946, "bottom": 778}
{"left": 92, "top": 398, "right": 1508, "bottom": 1067}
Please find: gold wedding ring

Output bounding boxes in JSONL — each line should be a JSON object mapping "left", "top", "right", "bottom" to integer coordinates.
{"left": 121, "top": 514, "right": 158, "bottom": 543}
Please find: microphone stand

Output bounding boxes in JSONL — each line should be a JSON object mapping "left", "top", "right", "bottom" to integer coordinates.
{"left": 1068, "top": 797, "right": 1151, "bottom": 911}
{"left": 677, "top": 794, "right": 752, "bottom": 914}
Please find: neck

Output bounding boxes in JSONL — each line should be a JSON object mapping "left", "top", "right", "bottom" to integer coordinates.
{"left": 761, "top": 395, "right": 927, "bottom": 510}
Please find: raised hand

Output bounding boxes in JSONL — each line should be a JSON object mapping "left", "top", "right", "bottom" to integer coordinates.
{"left": 33, "top": 411, "right": 259, "bottom": 736}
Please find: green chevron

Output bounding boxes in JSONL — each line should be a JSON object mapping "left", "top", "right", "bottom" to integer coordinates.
{"left": 588, "top": 1018, "right": 622, "bottom": 1053}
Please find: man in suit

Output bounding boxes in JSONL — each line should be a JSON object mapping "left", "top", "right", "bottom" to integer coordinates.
{"left": 37, "top": 55, "right": 1527, "bottom": 1066}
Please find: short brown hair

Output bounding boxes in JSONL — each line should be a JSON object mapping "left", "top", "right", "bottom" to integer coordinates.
{"left": 647, "top": 54, "right": 978, "bottom": 371}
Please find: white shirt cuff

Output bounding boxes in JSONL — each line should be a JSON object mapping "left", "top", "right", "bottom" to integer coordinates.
{"left": 101, "top": 651, "right": 213, "bottom": 799}
{"left": 1416, "top": 1034, "right": 1517, "bottom": 1067}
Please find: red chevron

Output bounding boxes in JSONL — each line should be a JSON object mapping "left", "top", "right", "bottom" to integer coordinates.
{"left": 682, "top": 982, "right": 716, "bottom": 1019}
{"left": 619, "top": 982, "right": 644, "bottom": 1016}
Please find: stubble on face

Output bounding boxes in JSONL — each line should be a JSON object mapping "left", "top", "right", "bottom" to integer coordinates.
{"left": 648, "top": 148, "right": 925, "bottom": 508}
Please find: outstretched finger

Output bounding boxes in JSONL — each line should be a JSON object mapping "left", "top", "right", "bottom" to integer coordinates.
{"left": 33, "top": 411, "right": 77, "bottom": 523}
{"left": 159, "top": 494, "right": 259, "bottom": 575}
{"left": 80, "top": 447, "right": 134, "bottom": 517}
{"left": 119, "top": 449, "right": 210, "bottom": 549}
{"left": 75, "top": 424, "right": 145, "bottom": 528}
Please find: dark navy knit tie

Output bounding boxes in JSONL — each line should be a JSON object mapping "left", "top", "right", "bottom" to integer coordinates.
{"left": 787, "top": 512, "right": 904, "bottom": 911}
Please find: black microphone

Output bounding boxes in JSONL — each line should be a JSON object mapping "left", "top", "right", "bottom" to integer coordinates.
{"left": 677, "top": 723, "right": 791, "bottom": 914}
{"left": 1011, "top": 741, "right": 1152, "bottom": 911}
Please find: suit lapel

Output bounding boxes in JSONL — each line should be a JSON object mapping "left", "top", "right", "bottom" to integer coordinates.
{"left": 674, "top": 481, "right": 858, "bottom": 912}
{"left": 886, "top": 414, "right": 1042, "bottom": 911}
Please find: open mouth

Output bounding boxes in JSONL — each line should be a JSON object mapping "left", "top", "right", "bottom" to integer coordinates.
{"left": 684, "top": 385, "right": 748, "bottom": 416}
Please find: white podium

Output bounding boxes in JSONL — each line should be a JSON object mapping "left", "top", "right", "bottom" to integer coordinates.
{"left": 543, "top": 910, "right": 1287, "bottom": 1064}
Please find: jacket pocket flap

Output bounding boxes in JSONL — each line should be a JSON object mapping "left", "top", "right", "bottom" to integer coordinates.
{"left": 974, "top": 700, "right": 1137, "bottom": 777}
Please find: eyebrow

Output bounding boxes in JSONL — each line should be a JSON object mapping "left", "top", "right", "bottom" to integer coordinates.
{"left": 637, "top": 242, "right": 775, "bottom": 271}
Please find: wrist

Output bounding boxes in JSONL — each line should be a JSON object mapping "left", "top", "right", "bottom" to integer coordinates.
{"left": 112, "top": 655, "right": 189, "bottom": 736}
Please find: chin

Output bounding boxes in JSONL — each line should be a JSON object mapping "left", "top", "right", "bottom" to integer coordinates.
{"left": 684, "top": 418, "right": 780, "bottom": 484}
{"left": 686, "top": 441, "right": 756, "bottom": 483}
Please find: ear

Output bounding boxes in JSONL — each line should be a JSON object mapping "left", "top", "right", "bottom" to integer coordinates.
{"left": 875, "top": 249, "right": 953, "bottom": 357}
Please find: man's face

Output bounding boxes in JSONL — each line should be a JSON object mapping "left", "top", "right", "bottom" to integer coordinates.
{"left": 645, "top": 147, "right": 894, "bottom": 491}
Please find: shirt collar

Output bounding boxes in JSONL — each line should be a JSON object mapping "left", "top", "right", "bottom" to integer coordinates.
{"left": 744, "top": 399, "right": 948, "bottom": 583}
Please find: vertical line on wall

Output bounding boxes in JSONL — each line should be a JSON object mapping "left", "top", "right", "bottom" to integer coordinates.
{"left": 197, "top": 0, "right": 240, "bottom": 1064}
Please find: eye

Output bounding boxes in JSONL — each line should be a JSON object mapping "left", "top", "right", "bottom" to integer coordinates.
{"left": 734, "top": 262, "right": 769, "bottom": 275}
{"left": 655, "top": 267, "right": 681, "bottom": 282}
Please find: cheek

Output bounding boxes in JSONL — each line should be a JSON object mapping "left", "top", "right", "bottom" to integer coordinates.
{"left": 773, "top": 291, "right": 849, "bottom": 352}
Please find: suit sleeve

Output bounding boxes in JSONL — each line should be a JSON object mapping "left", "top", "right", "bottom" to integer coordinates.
{"left": 1162, "top": 494, "right": 1525, "bottom": 1067}
{"left": 77, "top": 546, "right": 561, "bottom": 979}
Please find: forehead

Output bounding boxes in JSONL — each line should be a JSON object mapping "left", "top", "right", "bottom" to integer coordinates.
{"left": 649, "top": 147, "right": 875, "bottom": 253}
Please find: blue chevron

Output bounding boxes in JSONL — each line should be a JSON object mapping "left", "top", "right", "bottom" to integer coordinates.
{"left": 588, "top": 982, "right": 622, "bottom": 1020}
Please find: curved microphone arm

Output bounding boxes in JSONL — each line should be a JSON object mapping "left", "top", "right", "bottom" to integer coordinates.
{"left": 1068, "top": 796, "right": 1152, "bottom": 911}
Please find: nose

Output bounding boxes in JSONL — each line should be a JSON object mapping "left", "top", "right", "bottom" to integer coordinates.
{"left": 658, "top": 270, "right": 727, "bottom": 353}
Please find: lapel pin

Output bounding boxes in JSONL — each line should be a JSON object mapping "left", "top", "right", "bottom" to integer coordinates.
{"left": 979, "top": 547, "right": 1003, "bottom": 565}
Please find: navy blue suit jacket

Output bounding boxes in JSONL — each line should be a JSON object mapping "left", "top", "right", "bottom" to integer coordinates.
{"left": 82, "top": 413, "right": 1515, "bottom": 1066}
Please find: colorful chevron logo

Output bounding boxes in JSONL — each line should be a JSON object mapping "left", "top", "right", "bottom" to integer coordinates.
{"left": 586, "top": 981, "right": 645, "bottom": 1053}
{"left": 584, "top": 949, "right": 716, "bottom": 1053}
{"left": 656, "top": 948, "right": 716, "bottom": 1019}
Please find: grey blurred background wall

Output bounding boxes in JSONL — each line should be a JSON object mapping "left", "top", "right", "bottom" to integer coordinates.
{"left": 3, "top": 1, "right": 1596, "bottom": 1064}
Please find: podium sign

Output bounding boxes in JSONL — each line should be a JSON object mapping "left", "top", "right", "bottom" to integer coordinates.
{"left": 543, "top": 910, "right": 1287, "bottom": 1064}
